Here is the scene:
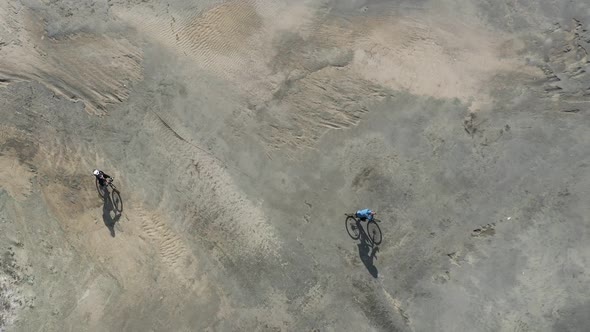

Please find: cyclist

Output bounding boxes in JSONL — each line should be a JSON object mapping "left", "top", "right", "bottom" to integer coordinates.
{"left": 356, "top": 208, "right": 376, "bottom": 222}
{"left": 93, "top": 169, "right": 112, "bottom": 187}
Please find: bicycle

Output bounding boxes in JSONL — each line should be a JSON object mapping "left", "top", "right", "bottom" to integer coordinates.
{"left": 345, "top": 213, "right": 382, "bottom": 245}
{"left": 96, "top": 177, "right": 123, "bottom": 213}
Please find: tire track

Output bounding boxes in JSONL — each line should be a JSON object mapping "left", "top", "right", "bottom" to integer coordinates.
{"left": 142, "top": 109, "right": 281, "bottom": 259}
{"left": 352, "top": 279, "right": 411, "bottom": 331}
{"left": 293, "top": 279, "right": 327, "bottom": 316}
{"left": 136, "top": 209, "right": 194, "bottom": 284}
{"left": 132, "top": 205, "right": 214, "bottom": 296}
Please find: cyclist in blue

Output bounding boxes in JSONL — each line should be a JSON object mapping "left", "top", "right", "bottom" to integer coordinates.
{"left": 356, "top": 208, "right": 376, "bottom": 221}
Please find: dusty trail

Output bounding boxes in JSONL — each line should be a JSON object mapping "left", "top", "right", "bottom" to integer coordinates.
{"left": 0, "top": 0, "right": 589, "bottom": 331}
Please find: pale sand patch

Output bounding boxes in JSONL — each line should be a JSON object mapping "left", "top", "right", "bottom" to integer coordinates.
{"left": 0, "top": 4, "right": 143, "bottom": 114}
{"left": 143, "top": 110, "right": 282, "bottom": 257}
{"left": 112, "top": 1, "right": 283, "bottom": 104}
{"left": 0, "top": 156, "right": 33, "bottom": 201}
{"left": 351, "top": 15, "right": 543, "bottom": 110}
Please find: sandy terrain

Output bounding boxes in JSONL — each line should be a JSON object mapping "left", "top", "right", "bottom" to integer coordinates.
{"left": 0, "top": 0, "right": 589, "bottom": 331}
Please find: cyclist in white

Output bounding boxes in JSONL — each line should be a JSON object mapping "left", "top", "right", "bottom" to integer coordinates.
{"left": 93, "top": 169, "right": 112, "bottom": 187}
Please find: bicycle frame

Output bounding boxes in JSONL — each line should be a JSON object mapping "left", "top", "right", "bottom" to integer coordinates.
{"left": 345, "top": 213, "right": 382, "bottom": 245}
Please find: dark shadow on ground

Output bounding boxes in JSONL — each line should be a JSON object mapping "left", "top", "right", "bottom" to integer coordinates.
{"left": 357, "top": 229, "right": 379, "bottom": 278}
{"left": 102, "top": 192, "right": 121, "bottom": 237}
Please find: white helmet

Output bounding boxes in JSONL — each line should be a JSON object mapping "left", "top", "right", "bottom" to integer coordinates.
{"left": 93, "top": 169, "right": 100, "bottom": 176}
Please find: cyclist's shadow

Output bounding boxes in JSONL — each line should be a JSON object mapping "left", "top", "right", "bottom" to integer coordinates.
{"left": 102, "top": 194, "right": 121, "bottom": 237}
{"left": 357, "top": 230, "right": 379, "bottom": 278}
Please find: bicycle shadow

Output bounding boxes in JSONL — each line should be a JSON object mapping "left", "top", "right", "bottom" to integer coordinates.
{"left": 102, "top": 194, "right": 121, "bottom": 237}
{"left": 357, "top": 228, "right": 379, "bottom": 278}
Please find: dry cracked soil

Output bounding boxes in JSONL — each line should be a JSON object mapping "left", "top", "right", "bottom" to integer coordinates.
{"left": 0, "top": 0, "right": 589, "bottom": 331}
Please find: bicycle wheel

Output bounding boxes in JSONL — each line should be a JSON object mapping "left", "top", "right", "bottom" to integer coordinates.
{"left": 96, "top": 178, "right": 107, "bottom": 198}
{"left": 346, "top": 216, "right": 360, "bottom": 240}
{"left": 111, "top": 189, "right": 123, "bottom": 213}
{"left": 367, "top": 221, "right": 382, "bottom": 245}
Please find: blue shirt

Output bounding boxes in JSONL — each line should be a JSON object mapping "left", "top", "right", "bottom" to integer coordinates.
{"left": 356, "top": 209, "right": 374, "bottom": 221}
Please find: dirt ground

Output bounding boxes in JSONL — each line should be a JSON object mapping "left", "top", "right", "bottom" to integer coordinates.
{"left": 0, "top": 0, "right": 589, "bottom": 331}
